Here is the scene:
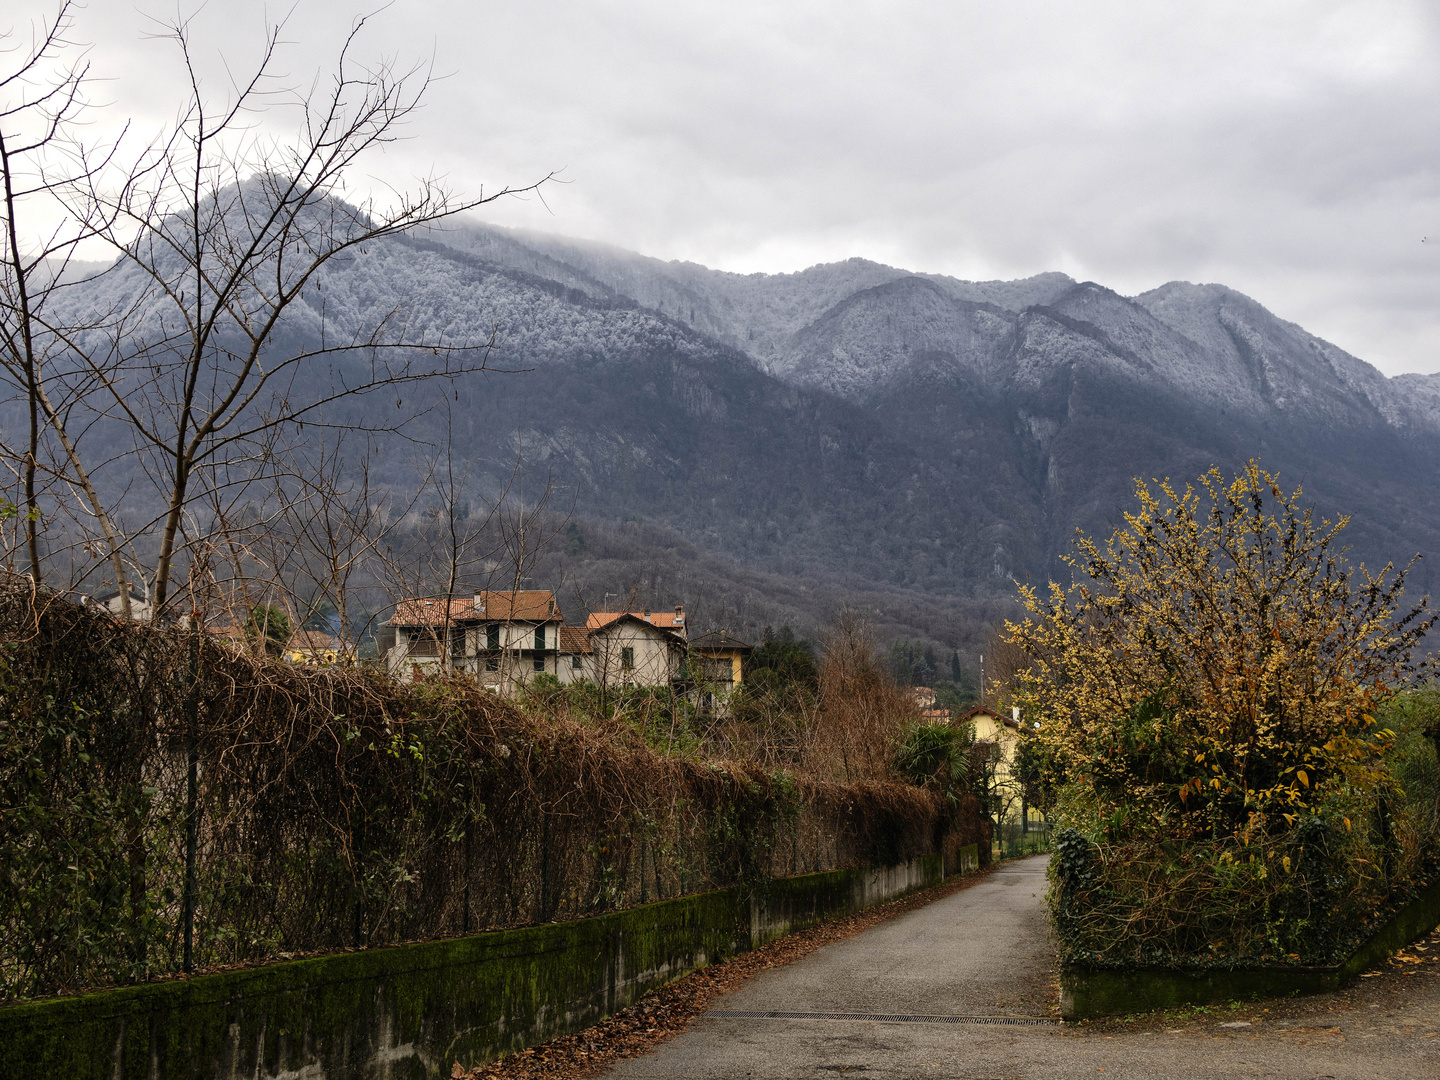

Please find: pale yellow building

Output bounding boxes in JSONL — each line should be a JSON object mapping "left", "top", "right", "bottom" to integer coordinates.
{"left": 954, "top": 705, "right": 1025, "bottom": 823}
{"left": 687, "top": 630, "right": 752, "bottom": 714}
{"left": 286, "top": 631, "right": 342, "bottom": 665}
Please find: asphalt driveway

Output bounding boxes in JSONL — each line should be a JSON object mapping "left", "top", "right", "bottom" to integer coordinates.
{"left": 602, "top": 855, "right": 1440, "bottom": 1079}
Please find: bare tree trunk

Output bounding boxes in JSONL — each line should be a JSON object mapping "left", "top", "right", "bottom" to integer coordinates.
{"left": 39, "top": 10, "right": 551, "bottom": 620}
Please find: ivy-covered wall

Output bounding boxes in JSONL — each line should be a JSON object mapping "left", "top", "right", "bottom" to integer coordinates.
{"left": 0, "top": 587, "right": 966, "bottom": 1004}
{"left": 0, "top": 853, "right": 944, "bottom": 1080}
{"left": 1059, "top": 873, "right": 1440, "bottom": 1019}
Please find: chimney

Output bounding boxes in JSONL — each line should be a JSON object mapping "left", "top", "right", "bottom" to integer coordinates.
{"left": 674, "top": 604, "right": 684, "bottom": 622}
{"left": 474, "top": 589, "right": 485, "bottom": 613}
{"left": 643, "top": 608, "right": 651, "bottom": 622}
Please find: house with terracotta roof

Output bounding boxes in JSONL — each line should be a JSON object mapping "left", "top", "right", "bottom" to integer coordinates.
{"left": 384, "top": 589, "right": 565, "bottom": 690}
{"left": 568, "top": 607, "right": 689, "bottom": 690}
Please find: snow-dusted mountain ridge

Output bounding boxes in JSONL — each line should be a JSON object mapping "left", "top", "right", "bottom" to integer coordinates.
{"left": 47, "top": 204, "right": 1440, "bottom": 619}
{"left": 426, "top": 219, "right": 1440, "bottom": 435}
{"left": 390, "top": 219, "right": 1440, "bottom": 598}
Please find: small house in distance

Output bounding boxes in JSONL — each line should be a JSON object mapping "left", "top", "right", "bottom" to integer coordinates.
{"left": 286, "top": 631, "right": 342, "bottom": 665}
{"left": 90, "top": 583, "right": 152, "bottom": 622}
{"left": 953, "top": 705, "right": 1044, "bottom": 836}
{"left": 955, "top": 705, "right": 1021, "bottom": 749}
{"left": 687, "top": 629, "right": 752, "bottom": 714}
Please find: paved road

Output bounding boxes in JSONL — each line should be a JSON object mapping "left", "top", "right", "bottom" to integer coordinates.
{"left": 603, "top": 855, "right": 1440, "bottom": 1079}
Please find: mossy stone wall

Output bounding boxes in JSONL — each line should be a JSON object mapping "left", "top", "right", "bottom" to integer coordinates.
{"left": 1, "top": 854, "right": 944, "bottom": 1079}
{"left": 751, "top": 853, "right": 943, "bottom": 947}
{"left": 1060, "top": 874, "right": 1440, "bottom": 1019}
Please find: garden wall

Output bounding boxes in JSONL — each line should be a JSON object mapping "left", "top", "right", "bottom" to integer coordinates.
{"left": 1059, "top": 873, "right": 1440, "bottom": 1019}
{"left": 0, "top": 854, "right": 948, "bottom": 1080}
{"left": 0, "top": 582, "right": 980, "bottom": 1002}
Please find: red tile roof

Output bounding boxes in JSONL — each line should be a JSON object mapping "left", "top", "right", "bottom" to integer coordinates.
{"left": 287, "top": 631, "right": 341, "bottom": 651}
{"left": 390, "top": 590, "right": 561, "bottom": 626}
{"left": 474, "top": 590, "right": 563, "bottom": 621}
{"left": 586, "top": 610, "right": 685, "bottom": 630}
{"left": 559, "top": 626, "right": 592, "bottom": 655}
{"left": 389, "top": 597, "right": 475, "bottom": 627}
{"left": 585, "top": 612, "right": 687, "bottom": 643}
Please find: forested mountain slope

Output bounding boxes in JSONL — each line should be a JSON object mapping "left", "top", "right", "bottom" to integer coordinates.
{"left": 52, "top": 208, "right": 1440, "bottom": 645}
{"left": 415, "top": 221, "right": 1440, "bottom": 598}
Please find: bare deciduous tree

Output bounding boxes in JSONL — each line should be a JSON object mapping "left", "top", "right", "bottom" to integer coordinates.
{"left": 0, "top": 1, "right": 131, "bottom": 602}
{"left": 3, "top": 5, "right": 550, "bottom": 615}
{"left": 809, "top": 609, "right": 914, "bottom": 782}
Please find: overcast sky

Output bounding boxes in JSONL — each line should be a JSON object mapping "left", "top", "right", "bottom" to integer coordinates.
{"left": 10, "top": 0, "right": 1440, "bottom": 374}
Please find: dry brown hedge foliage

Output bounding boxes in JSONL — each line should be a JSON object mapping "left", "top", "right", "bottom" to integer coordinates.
{"left": 0, "top": 577, "right": 974, "bottom": 1001}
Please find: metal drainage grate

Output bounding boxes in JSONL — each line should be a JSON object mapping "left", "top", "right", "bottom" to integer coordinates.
{"left": 706, "top": 1010, "right": 1055, "bottom": 1027}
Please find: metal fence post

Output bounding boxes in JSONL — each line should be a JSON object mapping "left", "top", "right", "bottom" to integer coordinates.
{"left": 182, "top": 620, "right": 199, "bottom": 972}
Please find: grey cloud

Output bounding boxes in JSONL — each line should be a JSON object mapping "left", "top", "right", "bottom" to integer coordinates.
{"left": 9, "top": 0, "right": 1440, "bottom": 373}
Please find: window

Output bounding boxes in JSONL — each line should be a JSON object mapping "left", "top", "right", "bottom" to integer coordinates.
{"left": 408, "top": 635, "right": 440, "bottom": 657}
{"left": 533, "top": 655, "right": 545, "bottom": 672}
{"left": 487, "top": 624, "right": 500, "bottom": 650}
{"left": 621, "top": 646, "right": 634, "bottom": 671}
{"left": 703, "top": 657, "right": 732, "bottom": 684}
{"left": 572, "top": 654, "right": 582, "bottom": 670}
{"left": 450, "top": 631, "right": 466, "bottom": 659}
{"left": 485, "top": 656, "right": 499, "bottom": 672}
{"left": 534, "top": 625, "right": 546, "bottom": 650}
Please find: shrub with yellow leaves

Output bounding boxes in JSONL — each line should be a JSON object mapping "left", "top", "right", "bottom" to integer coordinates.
{"left": 1009, "top": 462, "right": 1438, "bottom": 967}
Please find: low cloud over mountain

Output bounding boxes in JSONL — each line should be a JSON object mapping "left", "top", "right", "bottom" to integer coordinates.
{"left": 59, "top": 212, "right": 1440, "bottom": 642}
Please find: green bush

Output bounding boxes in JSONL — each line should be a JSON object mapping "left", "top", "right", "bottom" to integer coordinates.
{"left": 893, "top": 721, "right": 974, "bottom": 806}
{"left": 1048, "top": 695, "right": 1440, "bottom": 969}
{"left": 1015, "top": 467, "right": 1440, "bottom": 968}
